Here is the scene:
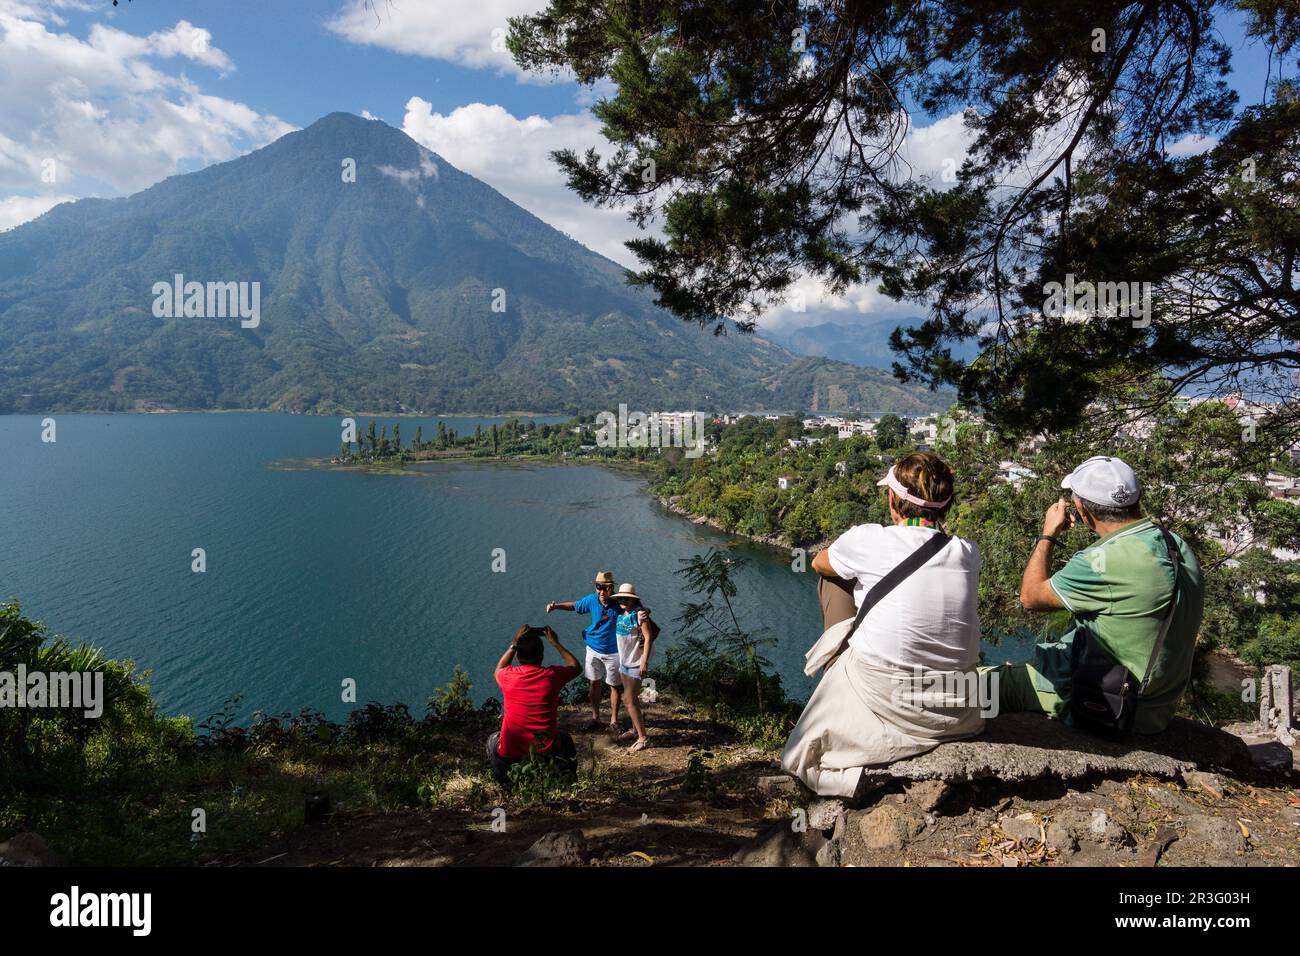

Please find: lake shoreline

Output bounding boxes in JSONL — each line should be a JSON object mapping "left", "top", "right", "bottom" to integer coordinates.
{"left": 2, "top": 407, "right": 568, "bottom": 419}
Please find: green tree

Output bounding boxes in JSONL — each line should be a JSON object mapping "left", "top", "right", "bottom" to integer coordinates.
{"left": 875, "top": 414, "right": 907, "bottom": 451}
{"left": 674, "top": 550, "right": 777, "bottom": 713}
{"left": 509, "top": 1, "right": 1300, "bottom": 440}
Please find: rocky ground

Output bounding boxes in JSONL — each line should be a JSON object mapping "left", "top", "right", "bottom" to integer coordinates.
{"left": 200, "top": 701, "right": 1298, "bottom": 868}
{"left": 6, "top": 697, "right": 1291, "bottom": 868}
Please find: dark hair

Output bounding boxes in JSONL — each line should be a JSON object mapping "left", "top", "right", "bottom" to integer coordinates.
{"left": 1073, "top": 495, "right": 1143, "bottom": 523}
{"left": 887, "top": 451, "right": 955, "bottom": 522}
{"left": 515, "top": 629, "right": 544, "bottom": 665}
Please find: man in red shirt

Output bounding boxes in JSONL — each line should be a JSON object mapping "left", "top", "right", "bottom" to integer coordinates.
{"left": 488, "top": 624, "right": 582, "bottom": 788}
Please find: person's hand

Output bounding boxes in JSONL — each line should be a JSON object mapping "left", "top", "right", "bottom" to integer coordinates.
{"left": 513, "top": 623, "right": 531, "bottom": 647}
{"left": 545, "top": 601, "right": 556, "bottom": 614}
{"left": 1042, "top": 499, "right": 1074, "bottom": 538}
{"left": 542, "top": 626, "right": 559, "bottom": 644}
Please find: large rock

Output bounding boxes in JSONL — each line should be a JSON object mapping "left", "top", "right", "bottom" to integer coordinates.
{"left": 833, "top": 799, "right": 927, "bottom": 865}
{"left": 853, "top": 713, "right": 1250, "bottom": 796}
{"left": 857, "top": 802, "right": 925, "bottom": 851}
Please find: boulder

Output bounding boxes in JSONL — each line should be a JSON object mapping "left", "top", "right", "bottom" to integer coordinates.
{"left": 843, "top": 800, "right": 926, "bottom": 859}
{"left": 854, "top": 713, "right": 1250, "bottom": 796}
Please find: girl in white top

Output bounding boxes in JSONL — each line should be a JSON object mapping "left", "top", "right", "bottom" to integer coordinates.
{"left": 781, "top": 451, "right": 985, "bottom": 798}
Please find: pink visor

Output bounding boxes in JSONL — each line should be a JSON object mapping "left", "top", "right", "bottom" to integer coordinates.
{"left": 876, "top": 465, "right": 951, "bottom": 509}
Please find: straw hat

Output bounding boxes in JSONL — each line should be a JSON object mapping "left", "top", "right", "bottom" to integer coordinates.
{"left": 594, "top": 570, "right": 615, "bottom": 585}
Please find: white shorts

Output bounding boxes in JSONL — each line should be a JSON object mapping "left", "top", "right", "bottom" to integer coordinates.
{"left": 584, "top": 646, "right": 622, "bottom": 686}
{"left": 618, "top": 663, "right": 642, "bottom": 681}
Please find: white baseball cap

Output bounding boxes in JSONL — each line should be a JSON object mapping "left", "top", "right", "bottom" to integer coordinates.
{"left": 1061, "top": 455, "right": 1142, "bottom": 507}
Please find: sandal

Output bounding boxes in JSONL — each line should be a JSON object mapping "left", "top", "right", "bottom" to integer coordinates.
{"left": 607, "top": 722, "right": 621, "bottom": 736}
{"left": 627, "top": 737, "right": 650, "bottom": 753}
{"left": 615, "top": 729, "right": 637, "bottom": 742}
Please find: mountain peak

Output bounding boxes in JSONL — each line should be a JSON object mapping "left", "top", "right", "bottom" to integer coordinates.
{"left": 0, "top": 114, "right": 951, "bottom": 417}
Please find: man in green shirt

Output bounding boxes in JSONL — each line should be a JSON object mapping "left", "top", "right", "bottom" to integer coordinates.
{"left": 991, "top": 455, "right": 1204, "bottom": 734}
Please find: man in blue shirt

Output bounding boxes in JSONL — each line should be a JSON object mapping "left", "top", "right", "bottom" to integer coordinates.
{"left": 546, "top": 570, "right": 624, "bottom": 732}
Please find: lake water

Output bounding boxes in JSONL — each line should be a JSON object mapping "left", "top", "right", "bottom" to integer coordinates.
{"left": 1, "top": 413, "right": 836, "bottom": 723}
{"left": 1, "top": 413, "right": 1039, "bottom": 725}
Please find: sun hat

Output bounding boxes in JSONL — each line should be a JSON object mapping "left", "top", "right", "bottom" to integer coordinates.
{"left": 1060, "top": 455, "right": 1142, "bottom": 507}
{"left": 875, "top": 464, "right": 952, "bottom": 509}
{"left": 612, "top": 582, "right": 640, "bottom": 601}
{"left": 594, "top": 570, "right": 615, "bottom": 586}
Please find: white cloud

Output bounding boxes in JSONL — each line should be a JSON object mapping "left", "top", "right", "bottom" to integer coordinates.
{"left": 147, "top": 20, "right": 234, "bottom": 74}
{"left": 327, "top": 0, "right": 561, "bottom": 83}
{"left": 400, "top": 97, "right": 648, "bottom": 265}
{"left": 0, "top": 192, "right": 74, "bottom": 231}
{"left": 1166, "top": 133, "right": 1218, "bottom": 158}
{"left": 898, "top": 110, "right": 975, "bottom": 184}
{"left": 0, "top": 6, "right": 291, "bottom": 229}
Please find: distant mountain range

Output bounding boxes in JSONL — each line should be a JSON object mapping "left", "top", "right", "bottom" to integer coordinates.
{"left": 0, "top": 112, "right": 951, "bottom": 417}
{"left": 763, "top": 318, "right": 980, "bottom": 372}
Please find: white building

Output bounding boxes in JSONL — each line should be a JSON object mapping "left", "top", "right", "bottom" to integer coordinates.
{"left": 998, "top": 461, "right": 1036, "bottom": 486}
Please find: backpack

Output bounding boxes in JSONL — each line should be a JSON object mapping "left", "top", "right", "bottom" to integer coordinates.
{"left": 1068, "top": 527, "right": 1182, "bottom": 739}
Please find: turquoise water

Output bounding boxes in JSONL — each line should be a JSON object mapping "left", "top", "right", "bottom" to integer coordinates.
{"left": 0, "top": 413, "right": 827, "bottom": 723}
{"left": 1, "top": 413, "right": 1039, "bottom": 725}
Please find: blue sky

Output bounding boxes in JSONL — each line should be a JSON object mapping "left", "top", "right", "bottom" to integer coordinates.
{"left": 0, "top": 0, "right": 1288, "bottom": 328}
{"left": 93, "top": 1, "right": 586, "bottom": 126}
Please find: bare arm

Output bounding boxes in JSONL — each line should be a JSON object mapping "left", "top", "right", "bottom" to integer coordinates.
{"left": 811, "top": 549, "right": 837, "bottom": 577}
{"left": 496, "top": 624, "right": 531, "bottom": 671}
{"left": 636, "top": 610, "right": 655, "bottom": 671}
{"left": 543, "top": 626, "right": 579, "bottom": 669}
{"left": 1020, "top": 501, "right": 1071, "bottom": 611}
{"left": 546, "top": 600, "right": 575, "bottom": 613}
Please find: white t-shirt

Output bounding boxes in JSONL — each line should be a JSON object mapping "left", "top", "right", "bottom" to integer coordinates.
{"left": 826, "top": 523, "right": 981, "bottom": 672}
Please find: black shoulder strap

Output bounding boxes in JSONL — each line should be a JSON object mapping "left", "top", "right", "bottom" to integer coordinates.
{"left": 836, "top": 531, "right": 952, "bottom": 656}
{"left": 1138, "top": 527, "right": 1183, "bottom": 692}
